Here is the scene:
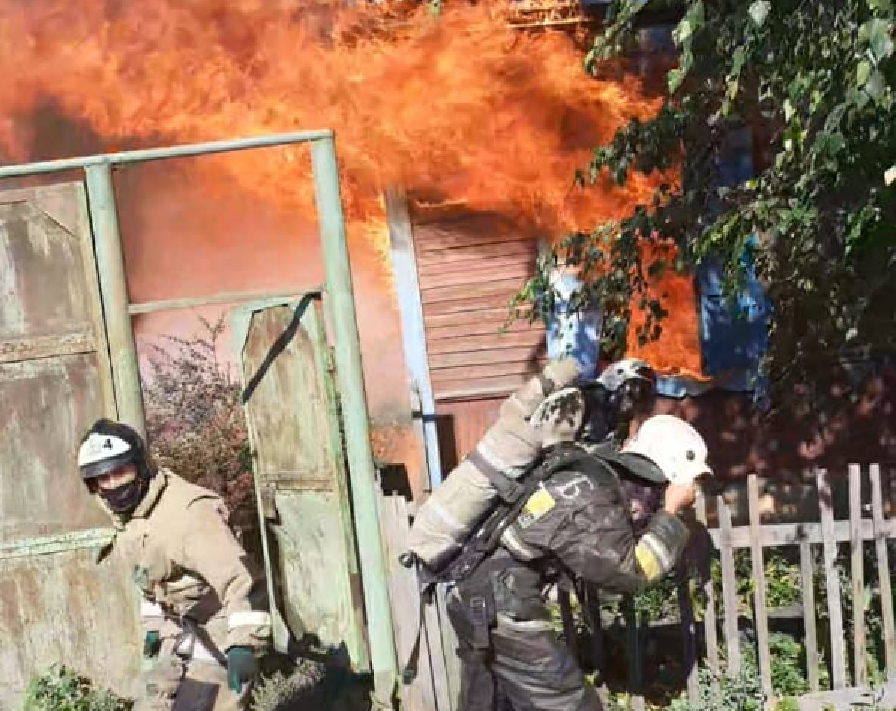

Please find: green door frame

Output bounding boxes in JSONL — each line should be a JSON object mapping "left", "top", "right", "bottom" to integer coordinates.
{"left": 0, "top": 132, "right": 398, "bottom": 696}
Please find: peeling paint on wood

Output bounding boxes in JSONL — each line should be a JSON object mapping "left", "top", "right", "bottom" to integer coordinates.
{"left": 0, "top": 546, "right": 140, "bottom": 708}
{"left": 0, "top": 332, "right": 96, "bottom": 363}
{"left": 0, "top": 528, "right": 114, "bottom": 561}
{"left": 232, "top": 299, "right": 369, "bottom": 671}
{"left": 0, "top": 355, "right": 112, "bottom": 537}
{"left": 411, "top": 217, "right": 544, "bottom": 406}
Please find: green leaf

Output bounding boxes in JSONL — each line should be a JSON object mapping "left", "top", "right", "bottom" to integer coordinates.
{"left": 748, "top": 0, "right": 770, "bottom": 26}
{"left": 783, "top": 98, "right": 796, "bottom": 122}
{"left": 668, "top": 68, "right": 685, "bottom": 92}
{"left": 673, "top": 19, "right": 692, "bottom": 46}
{"left": 868, "top": 18, "right": 895, "bottom": 61}
{"left": 857, "top": 59, "right": 872, "bottom": 87}
{"left": 727, "top": 79, "right": 740, "bottom": 100}
{"left": 731, "top": 46, "right": 747, "bottom": 76}
{"left": 866, "top": 69, "right": 887, "bottom": 100}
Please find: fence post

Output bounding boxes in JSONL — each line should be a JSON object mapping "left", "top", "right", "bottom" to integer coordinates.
{"left": 747, "top": 474, "right": 772, "bottom": 699}
{"left": 696, "top": 493, "right": 719, "bottom": 678}
{"left": 85, "top": 161, "right": 146, "bottom": 436}
{"left": 848, "top": 464, "right": 867, "bottom": 687}
{"left": 817, "top": 468, "right": 847, "bottom": 689}
{"left": 799, "top": 538, "right": 821, "bottom": 692}
{"left": 677, "top": 578, "right": 699, "bottom": 702}
{"left": 718, "top": 494, "right": 741, "bottom": 675}
{"left": 869, "top": 464, "right": 896, "bottom": 680}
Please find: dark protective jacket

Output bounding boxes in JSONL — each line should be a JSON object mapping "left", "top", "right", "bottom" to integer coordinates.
{"left": 483, "top": 443, "right": 691, "bottom": 620}
{"left": 442, "top": 443, "right": 692, "bottom": 711}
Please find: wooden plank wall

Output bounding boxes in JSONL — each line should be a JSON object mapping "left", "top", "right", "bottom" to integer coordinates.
{"left": 377, "top": 490, "right": 459, "bottom": 711}
{"left": 410, "top": 209, "right": 546, "bottom": 401}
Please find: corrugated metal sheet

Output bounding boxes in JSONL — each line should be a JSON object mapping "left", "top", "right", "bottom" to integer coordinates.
{"left": 0, "top": 183, "right": 139, "bottom": 707}
{"left": 412, "top": 216, "right": 546, "bottom": 401}
{"left": 232, "top": 299, "right": 368, "bottom": 670}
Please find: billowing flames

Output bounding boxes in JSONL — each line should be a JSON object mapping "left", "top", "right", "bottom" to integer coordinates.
{"left": 0, "top": 0, "right": 702, "bottom": 377}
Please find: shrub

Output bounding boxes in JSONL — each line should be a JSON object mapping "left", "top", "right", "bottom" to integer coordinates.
{"left": 142, "top": 315, "right": 257, "bottom": 536}
{"left": 666, "top": 657, "right": 765, "bottom": 711}
{"left": 23, "top": 665, "right": 132, "bottom": 711}
{"left": 250, "top": 661, "right": 327, "bottom": 711}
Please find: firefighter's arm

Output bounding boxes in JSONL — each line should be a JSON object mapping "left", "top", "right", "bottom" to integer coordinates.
{"left": 179, "top": 496, "right": 272, "bottom": 651}
{"left": 552, "top": 480, "right": 690, "bottom": 595}
{"left": 101, "top": 539, "right": 167, "bottom": 658}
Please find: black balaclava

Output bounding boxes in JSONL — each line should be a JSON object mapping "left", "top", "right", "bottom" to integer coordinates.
{"left": 99, "top": 475, "right": 150, "bottom": 513}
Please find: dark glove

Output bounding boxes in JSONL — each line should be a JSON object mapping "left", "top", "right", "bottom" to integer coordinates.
{"left": 143, "top": 630, "right": 161, "bottom": 658}
{"left": 226, "top": 646, "right": 258, "bottom": 693}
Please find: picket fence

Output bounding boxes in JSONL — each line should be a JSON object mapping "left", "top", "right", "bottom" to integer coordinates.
{"left": 376, "top": 464, "right": 896, "bottom": 711}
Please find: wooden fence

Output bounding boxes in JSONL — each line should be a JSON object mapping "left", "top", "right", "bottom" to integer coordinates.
{"left": 377, "top": 463, "right": 896, "bottom": 711}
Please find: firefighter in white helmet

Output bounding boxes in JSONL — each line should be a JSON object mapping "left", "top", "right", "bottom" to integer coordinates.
{"left": 444, "top": 410, "right": 711, "bottom": 711}
{"left": 77, "top": 418, "right": 271, "bottom": 711}
{"left": 588, "top": 357, "right": 657, "bottom": 445}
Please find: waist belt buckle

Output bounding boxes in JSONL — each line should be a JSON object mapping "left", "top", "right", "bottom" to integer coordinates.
{"left": 468, "top": 595, "right": 491, "bottom": 650}
{"left": 469, "top": 595, "right": 488, "bottom": 627}
{"left": 174, "top": 625, "right": 197, "bottom": 661}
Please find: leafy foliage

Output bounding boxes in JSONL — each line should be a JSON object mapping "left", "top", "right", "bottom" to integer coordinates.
{"left": 23, "top": 666, "right": 132, "bottom": 711}
{"left": 666, "top": 661, "right": 765, "bottom": 711}
{"left": 143, "top": 315, "right": 257, "bottom": 535}
{"left": 516, "top": 0, "right": 896, "bottom": 412}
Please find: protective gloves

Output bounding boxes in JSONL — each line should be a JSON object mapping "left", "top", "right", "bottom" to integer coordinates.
{"left": 226, "top": 646, "right": 258, "bottom": 693}
{"left": 143, "top": 630, "right": 161, "bottom": 658}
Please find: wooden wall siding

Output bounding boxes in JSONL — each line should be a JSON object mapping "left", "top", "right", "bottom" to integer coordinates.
{"left": 434, "top": 395, "right": 506, "bottom": 470}
{"left": 412, "top": 217, "right": 547, "bottom": 401}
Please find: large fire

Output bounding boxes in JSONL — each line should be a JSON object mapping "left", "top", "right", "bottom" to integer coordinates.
{"left": 0, "top": 0, "right": 702, "bottom": 377}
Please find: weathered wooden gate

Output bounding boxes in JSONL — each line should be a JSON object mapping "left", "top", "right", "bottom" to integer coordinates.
{"left": 231, "top": 296, "right": 369, "bottom": 670}
{"left": 0, "top": 182, "right": 140, "bottom": 707}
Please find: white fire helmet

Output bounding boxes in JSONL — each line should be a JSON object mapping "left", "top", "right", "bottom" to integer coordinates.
{"left": 621, "top": 414, "right": 712, "bottom": 485}
{"left": 596, "top": 358, "right": 656, "bottom": 393}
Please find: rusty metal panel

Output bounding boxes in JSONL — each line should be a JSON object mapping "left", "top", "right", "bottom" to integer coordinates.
{"left": 0, "top": 182, "right": 138, "bottom": 708}
{"left": 0, "top": 542, "right": 140, "bottom": 707}
{"left": 2, "top": 199, "right": 94, "bottom": 350}
{"left": 231, "top": 298, "right": 368, "bottom": 671}
{"left": 0, "top": 355, "right": 111, "bottom": 537}
{"left": 411, "top": 217, "right": 544, "bottom": 401}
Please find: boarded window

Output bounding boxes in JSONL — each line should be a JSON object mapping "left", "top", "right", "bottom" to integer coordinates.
{"left": 411, "top": 211, "right": 546, "bottom": 401}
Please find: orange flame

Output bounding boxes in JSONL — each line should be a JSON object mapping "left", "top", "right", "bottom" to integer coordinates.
{"left": 0, "top": 0, "right": 701, "bottom": 376}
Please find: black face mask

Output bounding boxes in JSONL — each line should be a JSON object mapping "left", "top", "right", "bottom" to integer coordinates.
{"left": 99, "top": 477, "right": 147, "bottom": 513}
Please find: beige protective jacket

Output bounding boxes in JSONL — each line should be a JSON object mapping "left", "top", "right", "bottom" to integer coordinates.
{"left": 98, "top": 469, "right": 271, "bottom": 656}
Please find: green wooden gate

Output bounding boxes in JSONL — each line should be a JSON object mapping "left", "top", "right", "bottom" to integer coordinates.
{"left": 0, "top": 182, "right": 140, "bottom": 707}
{"left": 231, "top": 295, "right": 369, "bottom": 670}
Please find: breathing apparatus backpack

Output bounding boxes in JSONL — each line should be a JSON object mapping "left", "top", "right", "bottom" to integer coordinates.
{"left": 399, "top": 358, "right": 581, "bottom": 575}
